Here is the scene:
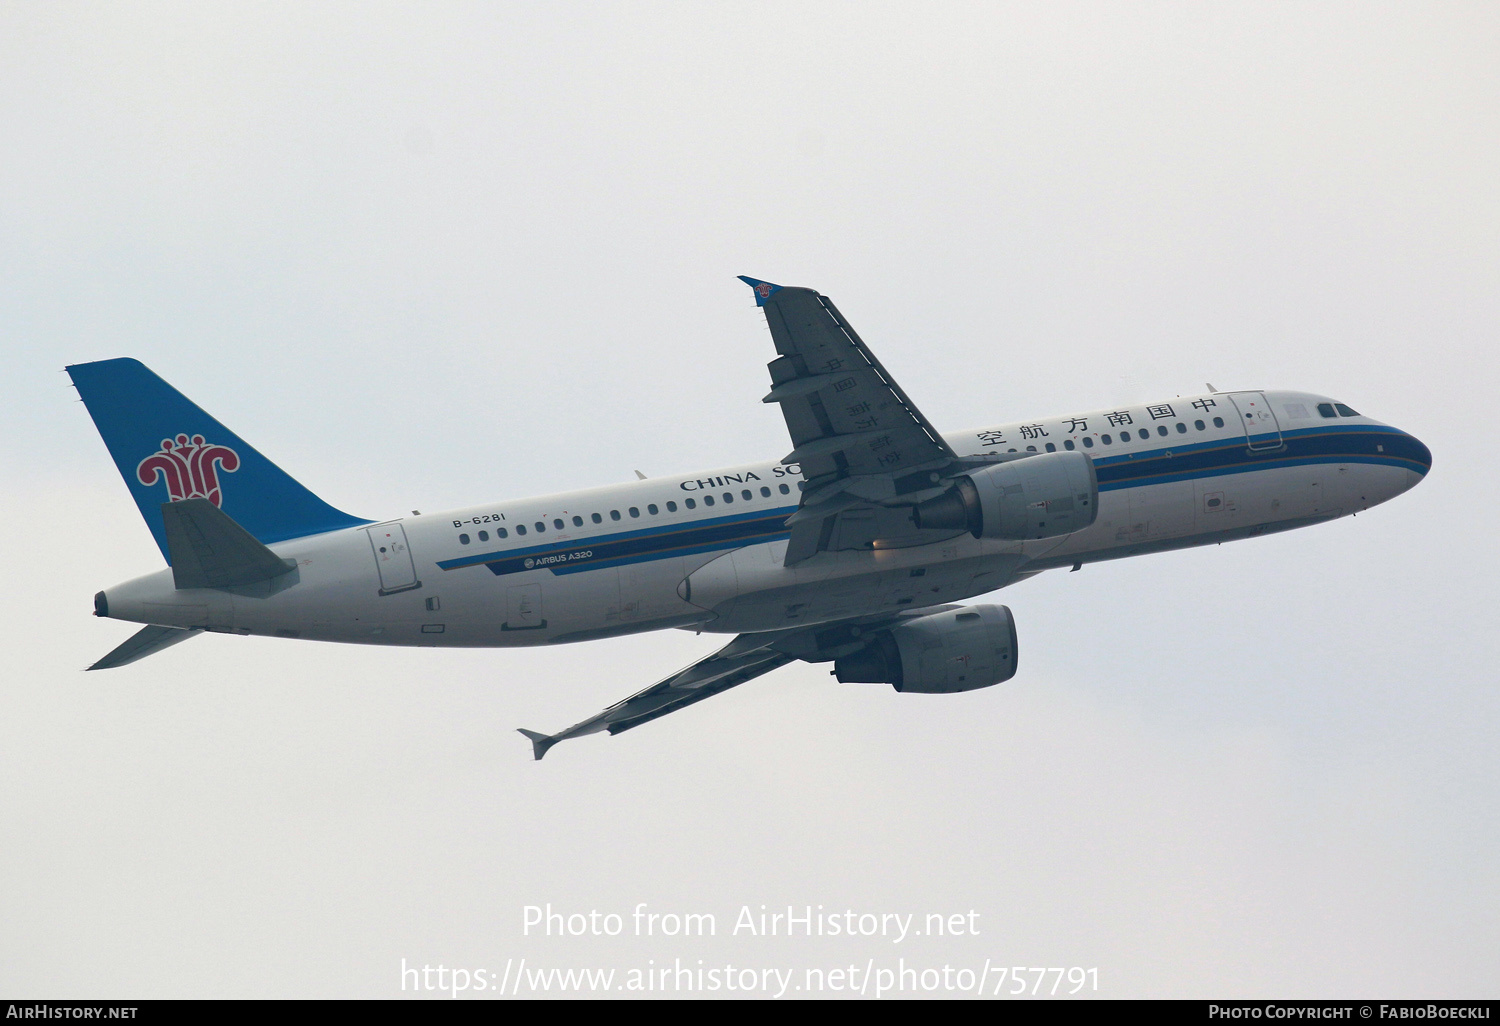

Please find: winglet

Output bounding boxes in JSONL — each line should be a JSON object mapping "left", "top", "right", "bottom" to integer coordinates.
{"left": 737, "top": 276, "right": 783, "bottom": 308}
{"left": 517, "top": 728, "right": 559, "bottom": 761}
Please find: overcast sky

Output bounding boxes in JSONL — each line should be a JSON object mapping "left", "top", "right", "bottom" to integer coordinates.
{"left": 2, "top": 2, "right": 1496, "bottom": 999}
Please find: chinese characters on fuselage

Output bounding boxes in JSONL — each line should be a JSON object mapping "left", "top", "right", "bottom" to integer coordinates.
{"left": 973, "top": 399, "right": 1220, "bottom": 449}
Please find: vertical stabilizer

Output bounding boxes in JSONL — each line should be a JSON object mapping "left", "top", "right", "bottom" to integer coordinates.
{"left": 67, "top": 358, "right": 369, "bottom": 559}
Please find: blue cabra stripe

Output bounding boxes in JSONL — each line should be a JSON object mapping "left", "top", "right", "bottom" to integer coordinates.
{"left": 435, "top": 507, "right": 799, "bottom": 577}
{"left": 1093, "top": 425, "right": 1428, "bottom": 490}
{"left": 437, "top": 425, "right": 1426, "bottom": 579}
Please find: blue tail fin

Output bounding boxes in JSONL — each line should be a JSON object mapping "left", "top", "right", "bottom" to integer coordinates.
{"left": 67, "top": 358, "right": 370, "bottom": 560}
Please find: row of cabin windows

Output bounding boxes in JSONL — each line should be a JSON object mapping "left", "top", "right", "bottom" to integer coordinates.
{"left": 1318, "top": 402, "right": 1360, "bottom": 418}
{"left": 1018, "top": 417, "right": 1227, "bottom": 453}
{"left": 457, "top": 482, "right": 794, "bottom": 545}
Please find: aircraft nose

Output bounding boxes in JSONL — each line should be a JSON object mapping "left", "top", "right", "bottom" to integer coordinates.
{"left": 1394, "top": 429, "right": 1432, "bottom": 491}
{"left": 1405, "top": 431, "right": 1433, "bottom": 477}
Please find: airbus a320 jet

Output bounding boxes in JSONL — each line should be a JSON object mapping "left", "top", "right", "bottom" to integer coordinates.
{"left": 70, "top": 278, "right": 1431, "bottom": 758}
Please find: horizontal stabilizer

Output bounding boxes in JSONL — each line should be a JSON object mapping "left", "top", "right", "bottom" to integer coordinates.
{"left": 162, "top": 498, "right": 297, "bottom": 590}
{"left": 88, "top": 624, "right": 202, "bottom": 670}
{"left": 517, "top": 728, "right": 560, "bottom": 762}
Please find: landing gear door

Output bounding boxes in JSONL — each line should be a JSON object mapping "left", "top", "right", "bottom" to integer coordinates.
{"left": 1228, "top": 392, "right": 1283, "bottom": 451}
{"left": 366, "top": 522, "right": 421, "bottom": 595}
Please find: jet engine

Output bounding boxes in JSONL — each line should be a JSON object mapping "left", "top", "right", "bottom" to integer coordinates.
{"left": 913, "top": 451, "right": 1098, "bottom": 540}
{"left": 833, "top": 604, "right": 1018, "bottom": 694}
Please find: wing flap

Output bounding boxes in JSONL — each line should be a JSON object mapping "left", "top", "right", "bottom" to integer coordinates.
{"left": 740, "top": 278, "right": 965, "bottom": 565}
{"left": 754, "top": 286, "right": 956, "bottom": 483}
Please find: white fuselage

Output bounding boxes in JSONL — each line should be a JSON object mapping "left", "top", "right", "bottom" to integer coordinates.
{"left": 99, "top": 390, "right": 1430, "bottom": 646}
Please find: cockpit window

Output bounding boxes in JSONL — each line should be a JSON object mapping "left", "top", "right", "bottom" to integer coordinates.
{"left": 1335, "top": 403, "right": 1360, "bottom": 417}
{"left": 1316, "top": 402, "right": 1337, "bottom": 418}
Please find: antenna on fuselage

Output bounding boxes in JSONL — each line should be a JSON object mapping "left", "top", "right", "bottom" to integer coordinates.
{"left": 1206, "top": 382, "right": 1219, "bottom": 393}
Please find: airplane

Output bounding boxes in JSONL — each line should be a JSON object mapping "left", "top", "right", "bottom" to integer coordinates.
{"left": 69, "top": 277, "right": 1432, "bottom": 759}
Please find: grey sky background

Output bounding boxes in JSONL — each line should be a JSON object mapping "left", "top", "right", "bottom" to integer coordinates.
{"left": 2, "top": 2, "right": 1496, "bottom": 998}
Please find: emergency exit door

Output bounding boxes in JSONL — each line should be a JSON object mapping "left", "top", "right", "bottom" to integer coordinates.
{"left": 503, "top": 583, "right": 546, "bottom": 631}
{"left": 365, "top": 522, "right": 421, "bottom": 595}
{"left": 1228, "top": 391, "right": 1284, "bottom": 451}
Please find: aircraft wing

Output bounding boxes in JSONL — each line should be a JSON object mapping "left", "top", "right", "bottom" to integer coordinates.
{"left": 516, "top": 606, "right": 976, "bottom": 760}
{"left": 739, "top": 278, "right": 970, "bottom": 563}
{"left": 517, "top": 635, "right": 795, "bottom": 760}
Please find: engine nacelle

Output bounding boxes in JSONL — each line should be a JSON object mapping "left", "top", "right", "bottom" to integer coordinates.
{"left": 833, "top": 604, "right": 1018, "bottom": 694}
{"left": 912, "top": 451, "right": 1098, "bottom": 540}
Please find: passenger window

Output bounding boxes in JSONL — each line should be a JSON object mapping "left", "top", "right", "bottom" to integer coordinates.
{"left": 704, "top": 495, "right": 715, "bottom": 506}
{"left": 1044, "top": 442, "right": 1056, "bottom": 452}
{"left": 1335, "top": 403, "right": 1360, "bottom": 417}
{"left": 591, "top": 512, "right": 602, "bottom": 524}
{"left": 552, "top": 518, "right": 562, "bottom": 530}
{"left": 610, "top": 510, "right": 621, "bottom": 521}
{"left": 760, "top": 486, "right": 771, "bottom": 497}
{"left": 516, "top": 524, "right": 527, "bottom": 536}
{"left": 535, "top": 521, "right": 546, "bottom": 533}
{"left": 1212, "top": 417, "right": 1224, "bottom": 428}
{"left": 1082, "top": 437, "right": 1094, "bottom": 448}
{"left": 685, "top": 498, "right": 696, "bottom": 509}
{"left": 778, "top": 484, "right": 790, "bottom": 494}
{"left": 667, "top": 501, "right": 678, "bottom": 512}
{"left": 1063, "top": 439, "right": 1075, "bottom": 450}
{"left": 497, "top": 527, "right": 508, "bottom": 538}
{"left": 1317, "top": 403, "right": 1337, "bottom": 418}
{"left": 1138, "top": 429, "right": 1149, "bottom": 440}
{"left": 1194, "top": 420, "right": 1205, "bottom": 430}
{"left": 572, "top": 516, "right": 583, "bottom": 527}
{"left": 742, "top": 489, "right": 752, "bottom": 501}
{"left": 1157, "top": 426, "right": 1168, "bottom": 436}
{"left": 1101, "top": 434, "right": 1112, "bottom": 445}
{"left": 478, "top": 530, "right": 489, "bottom": 541}
{"left": 459, "top": 533, "right": 470, "bottom": 545}
{"left": 722, "top": 492, "right": 733, "bottom": 503}
{"left": 648, "top": 504, "right": 658, "bottom": 515}
{"left": 629, "top": 507, "right": 640, "bottom": 518}
{"left": 1026, "top": 445, "right": 1037, "bottom": 452}
{"left": 1176, "top": 422, "right": 1187, "bottom": 433}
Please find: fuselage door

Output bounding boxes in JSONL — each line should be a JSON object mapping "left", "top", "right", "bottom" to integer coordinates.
{"left": 365, "top": 522, "right": 421, "bottom": 595}
{"left": 503, "top": 583, "right": 546, "bottom": 631}
{"left": 1228, "top": 392, "right": 1283, "bottom": 451}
